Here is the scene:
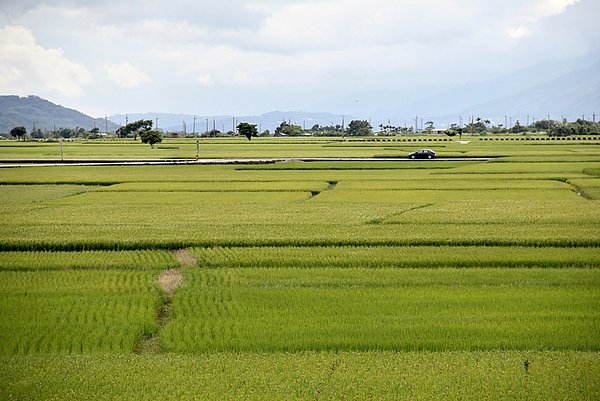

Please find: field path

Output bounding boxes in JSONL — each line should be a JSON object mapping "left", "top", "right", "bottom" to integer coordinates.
{"left": 159, "top": 269, "right": 183, "bottom": 297}
{"left": 134, "top": 267, "right": 185, "bottom": 354}
{"left": 173, "top": 249, "right": 197, "bottom": 267}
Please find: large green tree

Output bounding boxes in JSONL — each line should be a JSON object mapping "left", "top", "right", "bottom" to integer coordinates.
{"left": 140, "top": 130, "right": 163, "bottom": 148}
{"left": 116, "top": 119, "right": 153, "bottom": 139}
{"left": 237, "top": 122, "right": 258, "bottom": 141}
{"left": 346, "top": 120, "right": 372, "bottom": 136}
{"left": 10, "top": 126, "right": 27, "bottom": 141}
{"left": 274, "top": 121, "right": 303, "bottom": 137}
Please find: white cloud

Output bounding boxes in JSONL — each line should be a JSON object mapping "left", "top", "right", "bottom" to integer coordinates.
{"left": 253, "top": 0, "right": 477, "bottom": 52}
{"left": 508, "top": 26, "right": 533, "bottom": 39}
{"left": 197, "top": 74, "right": 214, "bottom": 86}
{"left": 0, "top": 25, "right": 91, "bottom": 97}
{"left": 0, "top": 0, "right": 596, "bottom": 115}
{"left": 529, "top": 0, "right": 580, "bottom": 18}
{"left": 106, "top": 62, "right": 151, "bottom": 87}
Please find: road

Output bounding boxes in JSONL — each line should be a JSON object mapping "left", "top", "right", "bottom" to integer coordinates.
{"left": 0, "top": 157, "right": 492, "bottom": 168}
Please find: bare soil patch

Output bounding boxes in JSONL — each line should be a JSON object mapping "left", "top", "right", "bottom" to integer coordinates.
{"left": 159, "top": 269, "right": 183, "bottom": 297}
{"left": 173, "top": 249, "right": 197, "bottom": 267}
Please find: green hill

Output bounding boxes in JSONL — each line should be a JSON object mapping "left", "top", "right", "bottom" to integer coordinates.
{"left": 0, "top": 95, "right": 119, "bottom": 134}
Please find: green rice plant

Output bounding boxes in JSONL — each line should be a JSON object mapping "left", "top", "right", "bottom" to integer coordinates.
{"left": 487, "top": 152, "right": 600, "bottom": 163}
{"left": 336, "top": 178, "right": 569, "bottom": 190}
{"left": 0, "top": 155, "right": 598, "bottom": 251}
{"left": 1, "top": 214, "right": 599, "bottom": 250}
{"left": 0, "top": 164, "right": 248, "bottom": 184}
{"left": 433, "top": 172, "right": 591, "bottom": 181}
{"left": 383, "top": 199, "right": 600, "bottom": 224}
{"left": 311, "top": 188, "right": 579, "bottom": 203}
{"left": 0, "top": 184, "right": 93, "bottom": 203}
{"left": 47, "top": 190, "right": 312, "bottom": 205}
{"left": 235, "top": 161, "right": 462, "bottom": 170}
{"left": 0, "top": 250, "right": 177, "bottom": 271}
{"left": 191, "top": 245, "right": 600, "bottom": 269}
{"left": 583, "top": 167, "right": 600, "bottom": 176}
{"left": 1, "top": 351, "right": 599, "bottom": 400}
{"left": 161, "top": 268, "right": 600, "bottom": 353}
{"left": 0, "top": 270, "right": 161, "bottom": 355}
{"left": 0, "top": 163, "right": 592, "bottom": 186}
{"left": 567, "top": 178, "right": 600, "bottom": 199}
{"left": 95, "top": 180, "right": 330, "bottom": 193}
{"left": 450, "top": 161, "right": 600, "bottom": 175}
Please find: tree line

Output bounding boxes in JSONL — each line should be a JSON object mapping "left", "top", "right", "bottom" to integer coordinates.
{"left": 443, "top": 117, "right": 600, "bottom": 137}
{"left": 5, "top": 117, "right": 599, "bottom": 143}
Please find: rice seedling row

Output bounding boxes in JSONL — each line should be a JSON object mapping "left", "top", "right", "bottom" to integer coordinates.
{"left": 1, "top": 221, "right": 599, "bottom": 251}
{"left": 1, "top": 351, "right": 598, "bottom": 400}
{"left": 0, "top": 250, "right": 178, "bottom": 271}
{"left": 0, "top": 270, "right": 161, "bottom": 355}
{"left": 160, "top": 268, "right": 600, "bottom": 353}
{"left": 95, "top": 180, "right": 331, "bottom": 192}
{"left": 191, "top": 245, "right": 600, "bottom": 269}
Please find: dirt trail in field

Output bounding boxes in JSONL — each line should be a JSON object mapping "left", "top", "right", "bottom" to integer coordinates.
{"left": 135, "top": 266, "right": 186, "bottom": 354}
{"left": 159, "top": 269, "right": 183, "bottom": 297}
{"left": 173, "top": 249, "right": 197, "bottom": 267}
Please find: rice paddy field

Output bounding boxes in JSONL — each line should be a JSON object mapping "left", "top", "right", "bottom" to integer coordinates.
{"left": 0, "top": 136, "right": 599, "bottom": 400}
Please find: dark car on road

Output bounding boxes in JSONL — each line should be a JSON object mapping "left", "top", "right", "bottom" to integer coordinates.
{"left": 408, "top": 149, "right": 436, "bottom": 159}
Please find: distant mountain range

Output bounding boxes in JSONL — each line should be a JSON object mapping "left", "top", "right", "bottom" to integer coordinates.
{"left": 371, "top": 52, "right": 600, "bottom": 127}
{"left": 0, "top": 95, "right": 119, "bottom": 133}
{"left": 463, "top": 61, "right": 600, "bottom": 121}
{"left": 1, "top": 51, "right": 598, "bottom": 134}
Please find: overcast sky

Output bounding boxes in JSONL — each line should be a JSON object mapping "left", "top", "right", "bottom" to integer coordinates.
{"left": 0, "top": 0, "right": 598, "bottom": 117}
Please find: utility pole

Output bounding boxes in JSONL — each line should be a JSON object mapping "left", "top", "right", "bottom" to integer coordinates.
{"left": 415, "top": 116, "right": 418, "bottom": 133}
{"left": 232, "top": 116, "right": 236, "bottom": 133}
{"left": 206, "top": 118, "right": 209, "bottom": 135}
{"left": 196, "top": 136, "right": 200, "bottom": 160}
{"left": 105, "top": 115, "right": 108, "bottom": 135}
{"left": 195, "top": 117, "right": 200, "bottom": 160}
{"left": 155, "top": 117, "right": 159, "bottom": 130}
{"left": 593, "top": 113, "right": 596, "bottom": 123}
